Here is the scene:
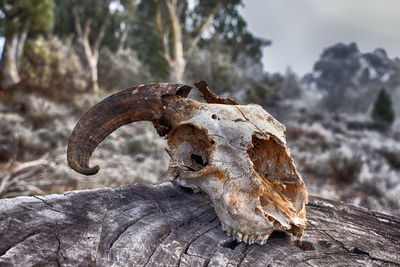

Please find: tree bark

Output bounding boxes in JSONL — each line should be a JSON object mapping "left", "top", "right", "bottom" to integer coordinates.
{"left": 72, "top": 6, "right": 109, "bottom": 92}
{"left": 186, "top": 3, "right": 222, "bottom": 55}
{"left": 15, "top": 29, "right": 27, "bottom": 70}
{"left": 0, "top": 34, "right": 20, "bottom": 87}
{"left": 0, "top": 13, "right": 28, "bottom": 88}
{"left": 166, "top": 0, "right": 185, "bottom": 83}
{"left": 0, "top": 182, "right": 399, "bottom": 266}
{"left": 83, "top": 39, "right": 100, "bottom": 92}
{"left": 118, "top": 26, "right": 129, "bottom": 52}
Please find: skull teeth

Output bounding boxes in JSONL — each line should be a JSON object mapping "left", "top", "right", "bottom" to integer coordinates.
{"left": 221, "top": 223, "right": 271, "bottom": 245}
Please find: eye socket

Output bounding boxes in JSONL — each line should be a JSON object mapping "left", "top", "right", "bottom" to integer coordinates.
{"left": 190, "top": 154, "right": 207, "bottom": 166}
{"left": 247, "top": 133, "right": 300, "bottom": 207}
{"left": 168, "top": 124, "right": 213, "bottom": 171}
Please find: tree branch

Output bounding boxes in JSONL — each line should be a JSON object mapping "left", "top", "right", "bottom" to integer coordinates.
{"left": 93, "top": 3, "right": 111, "bottom": 56}
{"left": 154, "top": 0, "right": 173, "bottom": 66}
{"left": 72, "top": 7, "right": 83, "bottom": 38}
{"left": 118, "top": 27, "right": 128, "bottom": 51}
{"left": 165, "top": 0, "right": 182, "bottom": 59}
{"left": 83, "top": 18, "right": 91, "bottom": 41}
{"left": 186, "top": 3, "right": 222, "bottom": 55}
{"left": 161, "top": 30, "right": 173, "bottom": 67}
{"left": 0, "top": 156, "right": 48, "bottom": 197}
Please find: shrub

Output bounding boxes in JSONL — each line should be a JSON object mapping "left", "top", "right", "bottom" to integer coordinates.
{"left": 246, "top": 77, "right": 280, "bottom": 106}
{"left": 328, "top": 151, "right": 362, "bottom": 184}
{"left": 0, "top": 121, "right": 17, "bottom": 162}
{"left": 19, "top": 37, "right": 87, "bottom": 101}
{"left": 98, "top": 48, "right": 150, "bottom": 91}
{"left": 184, "top": 48, "right": 239, "bottom": 95}
{"left": 378, "top": 149, "right": 400, "bottom": 169}
{"left": 371, "top": 88, "right": 395, "bottom": 124}
{"left": 185, "top": 46, "right": 269, "bottom": 100}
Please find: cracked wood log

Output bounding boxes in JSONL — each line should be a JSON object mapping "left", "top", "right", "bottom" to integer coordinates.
{"left": 0, "top": 182, "right": 399, "bottom": 266}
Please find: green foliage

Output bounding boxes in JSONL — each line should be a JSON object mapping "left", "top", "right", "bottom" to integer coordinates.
{"left": 103, "top": 0, "right": 137, "bottom": 51}
{"left": 209, "top": 0, "right": 270, "bottom": 63}
{"left": 247, "top": 81, "right": 275, "bottom": 105}
{"left": 372, "top": 88, "right": 395, "bottom": 124}
{"left": 246, "top": 73, "right": 282, "bottom": 105}
{"left": 54, "top": 0, "right": 137, "bottom": 52}
{"left": 185, "top": 36, "right": 268, "bottom": 99}
{"left": 133, "top": 0, "right": 268, "bottom": 81}
{"left": 1, "top": 0, "right": 268, "bottom": 97}
{"left": 54, "top": 0, "right": 110, "bottom": 42}
{"left": 0, "top": 0, "right": 54, "bottom": 36}
{"left": 128, "top": 23, "right": 170, "bottom": 79}
{"left": 51, "top": 0, "right": 269, "bottom": 83}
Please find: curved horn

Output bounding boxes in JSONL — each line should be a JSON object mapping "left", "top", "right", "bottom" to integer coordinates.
{"left": 67, "top": 83, "right": 191, "bottom": 175}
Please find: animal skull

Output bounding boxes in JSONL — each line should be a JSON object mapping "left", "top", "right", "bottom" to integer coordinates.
{"left": 67, "top": 82, "right": 308, "bottom": 245}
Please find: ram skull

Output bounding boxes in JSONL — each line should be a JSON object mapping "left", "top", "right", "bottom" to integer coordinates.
{"left": 67, "top": 82, "right": 308, "bottom": 245}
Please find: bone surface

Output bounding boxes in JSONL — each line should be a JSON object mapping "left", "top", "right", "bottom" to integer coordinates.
{"left": 67, "top": 82, "right": 308, "bottom": 244}
{"left": 167, "top": 101, "right": 308, "bottom": 244}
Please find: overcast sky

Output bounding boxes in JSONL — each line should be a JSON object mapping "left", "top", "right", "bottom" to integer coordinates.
{"left": 239, "top": 0, "right": 400, "bottom": 76}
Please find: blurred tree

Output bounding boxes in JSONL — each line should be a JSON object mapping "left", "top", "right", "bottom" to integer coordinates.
{"left": 372, "top": 88, "right": 395, "bottom": 124}
{"left": 134, "top": 0, "right": 269, "bottom": 82}
{"left": 279, "top": 67, "right": 302, "bottom": 99}
{"left": 0, "top": 0, "right": 54, "bottom": 88}
{"left": 209, "top": 1, "right": 269, "bottom": 64}
{"left": 304, "top": 43, "right": 400, "bottom": 115}
{"left": 97, "top": 0, "right": 137, "bottom": 53}
{"left": 20, "top": 37, "right": 88, "bottom": 100}
{"left": 134, "top": 0, "right": 220, "bottom": 82}
{"left": 115, "top": 0, "right": 137, "bottom": 52}
{"left": 54, "top": 0, "right": 113, "bottom": 91}
{"left": 246, "top": 73, "right": 282, "bottom": 106}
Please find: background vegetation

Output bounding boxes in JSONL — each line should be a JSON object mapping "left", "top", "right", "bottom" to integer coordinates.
{"left": 1, "top": 0, "right": 399, "bottom": 216}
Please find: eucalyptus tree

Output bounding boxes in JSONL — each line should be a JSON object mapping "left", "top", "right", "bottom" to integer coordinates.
{"left": 0, "top": 0, "right": 54, "bottom": 87}
{"left": 54, "top": 0, "right": 114, "bottom": 91}
{"left": 134, "top": 0, "right": 268, "bottom": 83}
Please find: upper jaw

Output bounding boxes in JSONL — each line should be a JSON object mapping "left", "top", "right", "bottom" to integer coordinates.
{"left": 220, "top": 221, "right": 273, "bottom": 245}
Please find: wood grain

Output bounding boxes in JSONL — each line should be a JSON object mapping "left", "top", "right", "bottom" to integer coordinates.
{"left": 0, "top": 182, "right": 399, "bottom": 266}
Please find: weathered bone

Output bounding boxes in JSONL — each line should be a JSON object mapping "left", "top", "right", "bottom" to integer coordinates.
{"left": 67, "top": 81, "right": 308, "bottom": 245}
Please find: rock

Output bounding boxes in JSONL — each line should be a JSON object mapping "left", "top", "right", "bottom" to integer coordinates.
{"left": 0, "top": 182, "right": 399, "bottom": 266}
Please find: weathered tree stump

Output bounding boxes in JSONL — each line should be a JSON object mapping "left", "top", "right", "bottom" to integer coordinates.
{"left": 0, "top": 182, "right": 399, "bottom": 266}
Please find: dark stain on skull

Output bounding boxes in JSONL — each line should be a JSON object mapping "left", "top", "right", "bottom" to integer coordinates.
{"left": 190, "top": 154, "right": 208, "bottom": 166}
{"left": 167, "top": 124, "right": 214, "bottom": 171}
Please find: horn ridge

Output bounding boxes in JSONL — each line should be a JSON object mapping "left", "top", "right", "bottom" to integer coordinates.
{"left": 67, "top": 83, "right": 191, "bottom": 175}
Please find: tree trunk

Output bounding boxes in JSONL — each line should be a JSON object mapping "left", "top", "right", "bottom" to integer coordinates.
{"left": 15, "top": 29, "right": 28, "bottom": 70}
{"left": 169, "top": 59, "right": 185, "bottom": 83}
{"left": 72, "top": 7, "right": 106, "bottom": 92}
{"left": 166, "top": 0, "right": 185, "bottom": 83}
{"left": 153, "top": 0, "right": 221, "bottom": 83}
{"left": 0, "top": 34, "right": 20, "bottom": 87}
{"left": 78, "top": 36, "right": 99, "bottom": 92}
{"left": 0, "top": 182, "right": 399, "bottom": 266}
{"left": 90, "top": 56, "right": 99, "bottom": 92}
{"left": 85, "top": 46, "right": 99, "bottom": 92}
{"left": 118, "top": 27, "right": 129, "bottom": 52}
